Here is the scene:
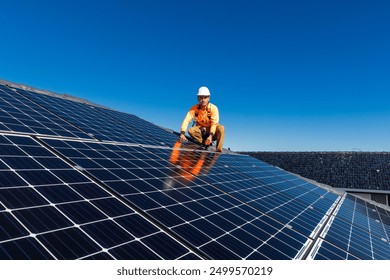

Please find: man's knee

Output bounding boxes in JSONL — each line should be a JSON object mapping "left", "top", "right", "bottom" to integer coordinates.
{"left": 188, "top": 126, "right": 204, "bottom": 143}
{"left": 188, "top": 126, "right": 198, "bottom": 136}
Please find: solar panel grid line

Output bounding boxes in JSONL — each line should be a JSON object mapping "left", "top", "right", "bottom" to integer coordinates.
{"left": 182, "top": 154, "right": 308, "bottom": 198}
{"left": 0, "top": 95, "right": 40, "bottom": 135}
{"left": 148, "top": 147, "right": 336, "bottom": 247}
{"left": 354, "top": 207, "right": 377, "bottom": 240}
{"left": 347, "top": 224, "right": 377, "bottom": 259}
{"left": 319, "top": 194, "right": 390, "bottom": 259}
{"left": 329, "top": 197, "right": 361, "bottom": 251}
{"left": 318, "top": 216, "right": 363, "bottom": 259}
{"left": 377, "top": 205, "right": 390, "bottom": 217}
{"left": 336, "top": 195, "right": 390, "bottom": 243}
{"left": 306, "top": 238, "right": 329, "bottom": 260}
{"left": 377, "top": 214, "right": 390, "bottom": 242}
{"left": 97, "top": 217, "right": 193, "bottom": 260}
{"left": 155, "top": 149, "right": 305, "bottom": 205}
{"left": 204, "top": 173, "right": 336, "bottom": 241}
{"left": 0, "top": 202, "right": 63, "bottom": 260}
{"left": 0, "top": 237, "right": 56, "bottom": 260}
{"left": 307, "top": 238, "right": 359, "bottom": 260}
{"left": 0, "top": 86, "right": 93, "bottom": 140}
{"left": 131, "top": 151, "right": 314, "bottom": 260}
{"left": 256, "top": 201, "right": 323, "bottom": 237}
{"left": 348, "top": 198, "right": 390, "bottom": 259}
{"left": 200, "top": 232, "right": 261, "bottom": 260}
{"left": 17, "top": 196, "right": 195, "bottom": 260}
{"left": 211, "top": 159, "right": 325, "bottom": 201}
{"left": 13, "top": 88, "right": 125, "bottom": 140}
{"left": 0, "top": 134, "right": 201, "bottom": 260}
{"left": 306, "top": 201, "right": 351, "bottom": 259}
{"left": 0, "top": 137, "right": 107, "bottom": 214}
{"left": 33, "top": 136, "right": 207, "bottom": 259}
{"left": 81, "top": 202, "right": 208, "bottom": 259}
{"left": 231, "top": 215, "right": 310, "bottom": 259}
{"left": 298, "top": 199, "right": 343, "bottom": 259}
{"left": 308, "top": 198, "right": 340, "bottom": 238}
{"left": 232, "top": 181, "right": 316, "bottom": 210}
{"left": 77, "top": 220, "right": 168, "bottom": 260}
{"left": 168, "top": 205, "right": 304, "bottom": 260}
{"left": 38, "top": 139, "right": 314, "bottom": 260}
{"left": 93, "top": 106, "right": 180, "bottom": 147}
{"left": 8, "top": 207, "right": 115, "bottom": 260}
{"left": 124, "top": 192, "right": 254, "bottom": 252}
{"left": 15, "top": 88, "right": 165, "bottom": 146}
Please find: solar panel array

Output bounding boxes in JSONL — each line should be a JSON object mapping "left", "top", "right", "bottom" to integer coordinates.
{"left": 1, "top": 82, "right": 390, "bottom": 259}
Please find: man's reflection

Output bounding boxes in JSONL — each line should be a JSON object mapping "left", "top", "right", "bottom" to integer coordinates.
{"left": 165, "top": 141, "right": 220, "bottom": 188}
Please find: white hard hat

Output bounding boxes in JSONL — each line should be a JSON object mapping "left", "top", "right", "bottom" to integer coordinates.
{"left": 197, "top": 86, "right": 210, "bottom": 96}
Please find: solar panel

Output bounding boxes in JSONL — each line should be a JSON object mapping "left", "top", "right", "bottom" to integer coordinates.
{"left": 0, "top": 133, "right": 200, "bottom": 260}
{"left": 35, "top": 138, "right": 312, "bottom": 259}
{"left": 13, "top": 87, "right": 172, "bottom": 146}
{"left": 316, "top": 194, "right": 390, "bottom": 260}
{"left": 308, "top": 238, "right": 360, "bottom": 260}
{"left": 1, "top": 81, "right": 390, "bottom": 260}
{"left": 93, "top": 106, "right": 181, "bottom": 147}
{"left": 176, "top": 152, "right": 340, "bottom": 238}
{"left": 0, "top": 85, "right": 92, "bottom": 139}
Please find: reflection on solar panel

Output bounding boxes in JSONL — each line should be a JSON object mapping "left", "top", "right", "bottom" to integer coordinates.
{"left": 0, "top": 134, "right": 198, "bottom": 259}
{"left": 1, "top": 81, "right": 390, "bottom": 259}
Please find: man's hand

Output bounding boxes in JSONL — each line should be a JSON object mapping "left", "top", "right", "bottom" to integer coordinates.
{"left": 204, "top": 135, "right": 213, "bottom": 146}
{"left": 179, "top": 133, "right": 187, "bottom": 142}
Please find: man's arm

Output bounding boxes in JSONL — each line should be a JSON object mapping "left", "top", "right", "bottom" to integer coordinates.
{"left": 209, "top": 104, "right": 219, "bottom": 135}
{"left": 179, "top": 131, "right": 187, "bottom": 141}
{"left": 179, "top": 109, "right": 195, "bottom": 140}
{"left": 204, "top": 104, "right": 219, "bottom": 145}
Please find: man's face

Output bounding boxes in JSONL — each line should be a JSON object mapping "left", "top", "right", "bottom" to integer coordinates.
{"left": 198, "top": 95, "right": 209, "bottom": 107}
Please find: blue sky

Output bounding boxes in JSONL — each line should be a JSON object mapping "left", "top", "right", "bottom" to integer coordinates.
{"left": 1, "top": 0, "right": 389, "bottom": 151}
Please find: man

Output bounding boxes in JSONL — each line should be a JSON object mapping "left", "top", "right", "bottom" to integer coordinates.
{"left": 179, "top": 86, "right": 225, "bottom": 152}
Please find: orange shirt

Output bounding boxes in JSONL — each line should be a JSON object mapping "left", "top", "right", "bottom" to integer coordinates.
{"left": 180, "top": 102, "right": 219, "bottom": 135}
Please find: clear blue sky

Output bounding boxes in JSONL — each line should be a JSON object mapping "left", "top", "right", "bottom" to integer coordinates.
{"left": 1, "top": 0, "right": 389, "bottom": 151}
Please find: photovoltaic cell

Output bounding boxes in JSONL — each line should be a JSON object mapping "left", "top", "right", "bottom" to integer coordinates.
{"left": 337, "top": 194, "right": 390, "bottom": 240}
{"left": 0, "top": 237, "right": 54, "bottom": 260}
{"left": 147, "top": 146, "right": 339, "bottom": 238}
{"left": 41, "top": 138, "right": 311, "bottom": 259}
{"left": 310, "top": 239, "right": 359, "bottom": 260}
{"left": 0, "top": 133, "right": 200, "bottom": 259}
{"left": 14, "top": 87, "right": 165, "bottom": 146}
{"left": 0, "top": 85, "right": 92, "bottom": 139}
{"left": 318, "top": 194, "right": 390, "bottom": 259}
{"left": 94, "top": 106, "right": 180, "bottom": 147}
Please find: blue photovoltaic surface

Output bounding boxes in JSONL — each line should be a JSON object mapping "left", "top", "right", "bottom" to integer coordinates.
{"left": 0, "top": 133, "right": 200, "bottom": 260}
{"left": 14, "top": 87, "right": 172, "bottom": 146}
{"left": 317, "top": 194, "right": 390, "bottom": 260}
{"left": 40, "top": 138, "right": 311, "bottom": 259}
{"left": 191, "top": 153, "right": 340, "bottom": 237}
{"left": 94, "top": 106, "right": 181, "bottom": 147}
{"left": 0, "top": 85, "right": 92, "bottom": 139}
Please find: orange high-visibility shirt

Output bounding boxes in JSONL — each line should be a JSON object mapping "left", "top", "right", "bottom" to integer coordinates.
{"left": 180, "top": 103, "right": 219, "bottom": 135}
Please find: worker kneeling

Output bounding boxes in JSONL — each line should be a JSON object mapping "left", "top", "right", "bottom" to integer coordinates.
{"left": 179, "top": 86, "right": 225, "bottom": 152}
